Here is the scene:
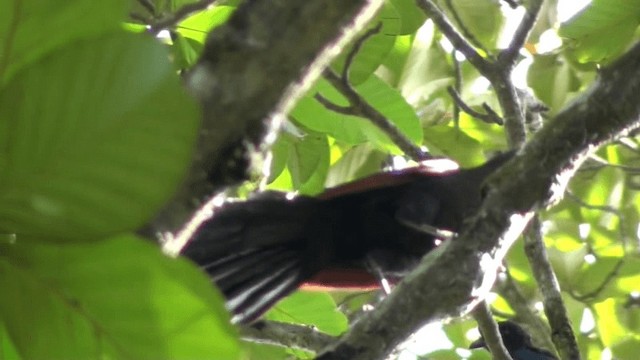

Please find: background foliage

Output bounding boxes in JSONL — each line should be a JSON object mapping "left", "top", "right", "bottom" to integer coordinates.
{"left": 1, "top": 0, "right": 640, "bottom": 359}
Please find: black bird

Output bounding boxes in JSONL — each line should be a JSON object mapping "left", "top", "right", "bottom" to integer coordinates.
{"left": 470, "top": 321, "right": 558, "bottom": 360}
{"left": 181, "top": 152, "right": 513, "bottom": 323}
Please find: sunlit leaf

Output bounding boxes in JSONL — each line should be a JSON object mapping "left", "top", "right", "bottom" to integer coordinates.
{"left": 265, "top": 291, "right": 348, "bottom": 336}
{"left": 0, "top": 33, "right": 199, "bottom": 240}
{"left": 559, "top": 0, "right": 640, "bottom": 64}
{"left": 0, "top": 235, "right": 240, "bottom": 360}
{"left": 0, "top": 0, "right": 128, "bottom": 85}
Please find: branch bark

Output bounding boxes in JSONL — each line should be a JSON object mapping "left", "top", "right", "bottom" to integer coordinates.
{"left": 240, "top": 321, "right": 336, "bottom": 353}
{"left": 144, "top": 0, "right": 385, "bottom": 241}
{"left": 316, "top": 42, "right": 640, "bottom": 360}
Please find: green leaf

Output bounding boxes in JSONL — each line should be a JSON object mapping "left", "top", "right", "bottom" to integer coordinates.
{"left": 439, "top": 0, "right": 504, "bottom": 49}
{"left": 292, "top": 75, "right": 422, "bottom": 153}
{"left": 397, "top": 26, "right": 452, "bottom": 107}
{"left": 611, "top": 337, "right": 640, "bottom": 360}
{"left": 171, "top": 32, "right": 203, "bottom": 69}
{"left": 0, "top": 0, "right": 128, "bottom": 85}
{"left": 574, "top": 256, "right": 623, "bottom": 298}
{"left": 422, "top": 126, "right": 485, "bottom": 167}
{"left": 356, "top": 75, "right": 423, "bottom": 150}
{"left": 0, "top": 234, "right": 240, "bottom": 360}
{"left": 389, "top": 0, "right": 427, "bottom": 35}
{"left": 559, "top": 0, "right": 640, "bottom": 64}
{"left": 548, "top": 245, "right": 589, "bottom": 288}
{"left": 0, "top": 32, "right": 200, "bottom": 240}
{"left": 325, "top": 144, "right": 386, "bottom": 187}
{"left": 0, "top": 321, "right": 20, "bottom": 360}
{"left": 177, "top": 5, "right": 235, "bottom": 43}
{"left": 527, "top": 54, "right": 581, "bottom": 114}
{"left": 594, "top": 298, "right": 628, "bottom": 346}
{"left": 264, "top": 291, "right": 348, "bottom": 336}
{"left": 287, "top": 133, "right": 330, "bottom": 195}
{"left": 243, "top": 342, "right": 292, "bottom": 360}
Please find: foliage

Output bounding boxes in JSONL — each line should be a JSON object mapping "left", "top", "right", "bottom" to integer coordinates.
{"left": 1, "top": 0, "right": 640, "bottom": 359}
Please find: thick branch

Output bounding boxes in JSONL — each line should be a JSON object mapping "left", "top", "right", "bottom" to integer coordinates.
{"left": 420, "top": 0, "right": 544, "bottom": 147}
{"left": 144, "top": 0, "right": 384, "bottom": 239}
{"left": 240, "top": 321, "right": 336, "bottom": 353}
{"left": 317, "top": 42, "right": 640, "bottom": 360}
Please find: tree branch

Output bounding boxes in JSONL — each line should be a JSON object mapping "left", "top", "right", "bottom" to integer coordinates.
{"left": 499, "top": 0, "right": 544, "bottom": 67}
{"left": 496, "top": 272, "right": 557, "bottom": 353}
{"left": 523, "top": 217, "right": 580, "bottom": 360}
{"left": 240, "top": 321, "right": 336, "bottom": 353}
{"left": 473, "top": 302, "right": 513, "bottom": 360}
{"left": 322, "top": 69, "right": 429, "bottom": 161}
{"left": 447, "top": 86, "right": 504, "bottom": 125}
{"left": 145, "top": 0, "right": 385, "bottom": 242}
{"left": 149, "top": 0, "right": 218, "bottom": 34}
{"left": 415, "top": 0, "right": 491, "bottom": 75}
{"left": 316, "top": 41, "right": 640, "bottom": 360}
{"left": 419, "top": 0, "right": 544, "bottom": 147}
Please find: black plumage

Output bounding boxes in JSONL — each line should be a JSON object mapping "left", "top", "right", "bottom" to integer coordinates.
{"left": 181, "top": 152, "right": 514, "bottom": 323}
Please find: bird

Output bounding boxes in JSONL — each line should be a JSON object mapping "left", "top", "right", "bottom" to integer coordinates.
{"left": 470, "top": 321, "right": 558, "bottom": 360}
{"left": 180, "top": 152, "right": 514, "bottom": 323}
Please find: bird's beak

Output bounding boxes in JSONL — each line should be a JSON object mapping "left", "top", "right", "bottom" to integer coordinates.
{"left": 469, "top": 339, "right": 485, "bottom": 349}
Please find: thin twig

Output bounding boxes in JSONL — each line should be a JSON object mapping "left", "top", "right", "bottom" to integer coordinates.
{"left": 496, "top": 271, "right": 557, "bottom": 353}
{"left": 452, "top": 49, "right": 462, "bottom": 129}
{"left": 149, "top": 0, "right": 218, "bottom": 34}
{"left": 314, "top": 94, "right": 354, "bottom": 115}
{"left": 565, "top": 191, "right": 628, "bottom": 302}
{"left": 447, "top": 86, "right": 504, "bottom": 124}
{"left": 443, "top": 0, "right": 488, "bottom": 55}
{"left": 500, "top": 0, "right": 544, "bottom": 67}
{"left": 322, "top": 70, "right": 429, "bottom": 161}
{"left": 570, "top": 259, "right": 625, "bottom": 302}
{"left": 240, "top": 320, "right": 336, "bottom": 353}
{"left": 416, "top": 0, "right": 491, "bottom": 75}
{"left": 473, "top": 302, "right": 514, "bottom": 360}
{"left": 342, "top": 22, "right": 383, "bottom": 82}
{"left": 316, "top": 22, "right": 429, "bottom": 161}
{"left": 503, "top": 0, "right": 520, "bottom": 9}
{"left": 523, "top": 217, "right": 581, "bottom": 360}
{"left": 136, "top": 0, "right": 157, "bottom": 16}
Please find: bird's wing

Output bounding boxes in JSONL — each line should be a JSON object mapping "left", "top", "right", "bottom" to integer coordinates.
{"left": 394, "top": 189, "right": 446, "bottom": 238}
{"left": 513, "top": 346, "right": 558, "bottom": 360}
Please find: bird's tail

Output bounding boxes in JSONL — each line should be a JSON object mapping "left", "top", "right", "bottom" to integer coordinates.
{"left": 180, "top": 193, "right": 326, "bottom": 323}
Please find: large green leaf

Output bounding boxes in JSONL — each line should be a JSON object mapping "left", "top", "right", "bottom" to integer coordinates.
{"left": 0, "top": 0, "right": 127, "bottom": 86}
{"left": 389, "top": 0, "right": 428, "bottom": 35}
{"left": 177, "top": 5, "right": 235, "bottom": 43}
{"left": 0, "top": 234, "right": 240, "bottom": 360}
{"left": 0, "top": 32, "right": 200, "bottom": 240}
{"left": 527, "top": 54, "right": 581, "bottom": 114}
{"left": 559, "top": 0, "right": 640, "bottom": 64}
